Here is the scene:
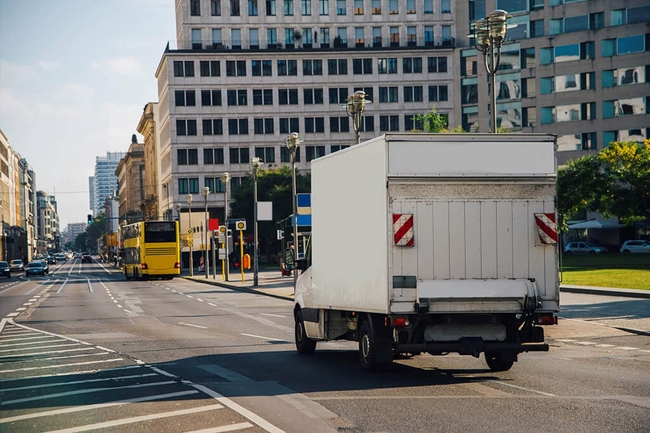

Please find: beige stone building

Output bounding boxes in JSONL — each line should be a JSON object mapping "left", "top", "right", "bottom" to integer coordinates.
{"left": 116, "top": 140, "right": 146, "bottom": 224}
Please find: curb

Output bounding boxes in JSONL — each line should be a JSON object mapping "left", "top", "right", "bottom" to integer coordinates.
{"left": 560, "top": 285, "right": 650, "bottom": 299}
{"left": 181, "top": 276, "right": 294, "bottom": 302}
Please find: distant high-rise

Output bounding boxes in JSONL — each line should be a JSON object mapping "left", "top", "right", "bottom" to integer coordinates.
{"left": 90, "top": 152, "right": 125, "bottom": 216}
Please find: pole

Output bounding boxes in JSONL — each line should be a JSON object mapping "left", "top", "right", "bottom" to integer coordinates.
{"left": 204, "top": 191, "right": 209, "bottom": 279}
{"left": 488, "top": 46, "right": 497, "bottom": 133}
{"left": 223, "top": 179, "right": 229, "bottom": 282}
{"left": 240, "top": 229, "right": 245, "bottom": 283}
{"left": 291, "top": 155, "right": 298, "bottom": 292}
{"left": 212, "top": 231, "right": 217, "bottom": 279}
{"left": 188, "top": 203, "right": 193, "bottom": 276}
{"left": 253, "top": 168, "right": 259, "bottom": 286}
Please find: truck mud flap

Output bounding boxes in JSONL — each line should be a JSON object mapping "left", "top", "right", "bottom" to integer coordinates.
{"left": 396, "top": 341, "right": 549, "bottom": 357}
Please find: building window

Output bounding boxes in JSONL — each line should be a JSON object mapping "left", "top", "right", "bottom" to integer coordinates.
{"left": 336, "top": 0, "right": 346, "bottom": 15}
{"left": 279, "top": 117, "right": 300, "bottom": 134}
{"left": 404, "top": 114, "right": 424, "bottom": 131}
{"left": 284, "top": 0, "right": 294, "bottom": 15}
{"left": 353, "top": 58, "right": 373, "bottom": 74}
{"left": 231, "top": 0, "right": 241, "bottom": 16}
{"left": 249, "top": 0, "right": 259, "bottom": 15}
{"left": 380, "top": 115, "right": 399, "bottom": 132}
{"left": 302, "top": 0, "right": 311, "bottom": 15}
{"left": 388, "top": 0, "right": 398, "bottom": 14}
{"left": 254, "top": 146, "right": 276, "bottom": 162}
{"left": 304, "top": 117, "right": 325, "bottom": 133}
{"left": 179, "top": 178, "right": 189, "bottom": 194}
{"left": 303, "top": 59, "right": 323, "bottom": 75}
{"left": 403, "top": 57, "right": 423, "bottom": 73}
{"left": 211, "top": 0, "right": 221, "bottom": 15}
{"left": 175, "top": 90, "right": 196, "bottom": 107}
{"left": 200, "top": 60, "right": 220, "bottom": 76}
{"left": 267, "top": 28, "right": 278, "bottom": 47}
{"left": 378, "top": 86, "right": 398, "bottom": 103}
{"left": 329, "top": 116, "right": 350, "bottom": 133}
{"left": 226, "top": 60, "right": 247, "bottom": 76}
{"left": 227, "top": 89, "right": 248, "bottom": 106}
{"left": 278, "top": 88, "right": 299, "bottom": 104}
{"left": 353, "top": 86, "right": 373, "bottom": 101}
{"left": 354, "top": 0, "right": 364, "bottom": 14}
{"left": 304, "top": 88, "right": 324, "bottom": 104}
{"left": 427, "top": 56, "right": 448, "bottom": 73}
{"left": 203, "top": 119, "right": 224, "bottom": 135}
{"left": 329, "top": 87, "right": 349, "bottom": 104}
{"left": 253, "top": 89, "right": 273, "bottom": 105}
{"left": 277, "top": 59, "right": 298, "bottom": 75}
{"left": 177, "top": 149, "right": 188, "bottom": 165}
{"left": 327, "top": 59, "right": 347, "bottom": 75}
{"left": 173, "top": 61, "right": 195, "bottom": 77}
{"left": 201, "top": 90, "right": 222, "bottom": 106}
{"left": 404, "top": 86, "right": 424, "bottom": 102}
{"left": 228, "top": 119, "right": 250, "bottom": 135}
{"left": 429, "top": 85, "right": 448, "bottom": 102}
{"left": 191, "top": 0, "right": 201, "bottom": 16}
{"left": 319, "top": 0, "right": 328, "bottom": 15}
{"left": 176, "top": 119, "right": 198, "bottom": 136}
{"left": 203, "top": 148, "right": 225, "bottom": 165}
{"left": 229, "top": 147, "right": 250, "bottom": 164}
{"left": 254, "top": 119, "right": 275, "bottom": 134}
{"left": 306, "top": 145, "right": 326, "bottom": 161}
{"left": 389, "top": 27, "right": 399, "bottom": 47}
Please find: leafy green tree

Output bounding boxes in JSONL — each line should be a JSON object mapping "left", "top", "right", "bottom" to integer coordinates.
{"left": 412, "top": 106, "right": 465, "bottom": 133}
{"left": 558, "top": 140, "right": 650, "bottom": 227}
{"left": 85, "top": 213, "right": 106, "bottom": 250}
{"left": 230, "top": 166, "right": 311, "bottom": 255}
{"left": 75, "top": 232, "right": 89, "bottom": 251}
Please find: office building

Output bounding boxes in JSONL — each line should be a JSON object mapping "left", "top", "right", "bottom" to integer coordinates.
{"left": 90, "top": 151, "right": 125, "bottom": 216}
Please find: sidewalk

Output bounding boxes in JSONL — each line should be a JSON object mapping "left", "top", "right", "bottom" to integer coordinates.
{"left": 183, "top": 268, "right": 650, "bottom": 301}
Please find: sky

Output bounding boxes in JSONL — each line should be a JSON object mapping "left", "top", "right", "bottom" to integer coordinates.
{"left": 0, "top": 0, "right": 176, "bottom": 227}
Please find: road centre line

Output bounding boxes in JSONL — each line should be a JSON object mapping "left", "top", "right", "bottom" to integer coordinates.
{"left": 56, "top": 278, "right": 69, "bottom": 293}
{"left": 42, "top": 404, "right": 225, "bottom": 433}
{"left": 260, "top": 313, "right": 286, "bottom": 318}
{"left": 1, "top": 380, "right": 178, "bottom": 406}
{"left": 240, "top": 333, "right": 287, "bottom": 342}
{"left": 0, "top": 358, "right": 125, "bottom": 374}
{"left": 0, "top": 390, "right": 198, "bottom": 424}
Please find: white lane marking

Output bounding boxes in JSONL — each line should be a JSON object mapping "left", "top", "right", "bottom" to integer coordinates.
{"left": 490, "top": 381, "right": 556, "bottom": 396}
{"left": 640, "top": 350, "right": 650, "bottom": 353}
{"left": 0, "top": 340, "right": 78, "bottom": 352}
{"left": 42, "top": 404, "right": 224, "bottom": 433}
{"left": 240, "top": 333, "right": 287, "bottom": 342}
{"left": 56, "top": 278, "right": 69, "bottom": 293}
{"left": 197, "top": 298, "right": 204, "bottom": 302}
{"left": 16, "top": 352, "right": 112, "bottom": 363}
{"left": 0, "top": 338, "right": 66, "bottom": 347}
{"left": 0, "top": 318, "right": 5, "bottom": 333}
{"left": 15, "top": 307, "right": 27, "bottom": 311}
{"left": 0, "top": 280, "right": 29, "bottom": 294}
{"left": 0, "top": 347, "right": 96, "bottom": 358}
{"left": 86, "top": 277, "right": 93, "bottom": 293}
{"left": 186, "top": 295, "right": 194, "bottom": 299}
{"left": 555, "top": 339, "right": 576, "bottom": 342}
{"left": 191, "top": 383, "right": 285, "bottom": 433}
{"left": 22, "top": 302, "right": 32, "bottom": 306}
{"left": 0, "top": 390, "right": 198, "bottom": 424}
{"left": 595, "top": 344, "right": 615, "bottom": 348}
{"left": 208, "top": 303, "right": 217, "bottom": 307}
{"left": 1, "top": 380, "right": 177, "bottom": 406}
{"left": 2, "top": 372, "right": 158, "bottom": 392}
{"left": 95, "top": 346, "right": 116, "bottom": 353}
{"left": 178, "top": 322, "right": 208, "bottom": 329}
{"left": 0, "top": 365, "right": 143, "bottom": 384}
{"left": 0, "top": 358, "right": 125, "bottom": 373}
{"left": 616, "top": 346, "right": 639, "bottom": 351}
{"left": 5, "top": 313, "right": 19, "bottom": 317}
{"left": 184, "top": 422, "right": 254, "bottom": 432}
{"left": 575, "top": 341, "right": 597, "bottom": 345}
{"left": 0, "top": 333, "right": 47, "bottom": 340}
{"left": 260, "top": 313, "right": 286, "bottom": 318}
{"left": 123, "top": 309, "right": 134, "bottom": 314}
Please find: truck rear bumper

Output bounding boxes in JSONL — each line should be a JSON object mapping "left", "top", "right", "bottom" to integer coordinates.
{"left": 396, "top": 340, "right": 549, "bottom": 357}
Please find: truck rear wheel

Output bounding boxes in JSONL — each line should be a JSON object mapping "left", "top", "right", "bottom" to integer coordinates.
{"left": 359, "top": 321, "right": 380, "bottom": 372}
{"left": 485, "top": 352, "right": 514, "bottom": 372}
{"left": 295, "top": 311, "right": 316, "bottom": 354}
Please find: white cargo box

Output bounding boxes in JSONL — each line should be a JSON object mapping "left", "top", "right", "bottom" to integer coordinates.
{"left": 309, "top": 133, "right": 558, "bottom": 315}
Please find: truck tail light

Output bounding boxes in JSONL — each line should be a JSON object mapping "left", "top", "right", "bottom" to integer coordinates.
{"left": 537, "top": 315, "right": 557, "bottom": 325}
{"left": 389, "top": 317, "right": 409, "bottom": 328}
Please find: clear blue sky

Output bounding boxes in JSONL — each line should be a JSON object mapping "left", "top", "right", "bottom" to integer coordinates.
{"left": 0, "top": 0, "right": 176, "bottom": 227}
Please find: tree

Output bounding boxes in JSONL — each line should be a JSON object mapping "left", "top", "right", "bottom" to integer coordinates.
{"left": 229, "top": 166, "right": 311, "bottom": 256}
{"left": 411, "top": 106, "right": 465, "bottom": 133}
{"left": 75, "top": 232, "right": 89, "bottom": 251}
{"left": 85, "top": 213, "right": 107, "bottom": 250}
{"left": 558, "top": 140, "right": 650, "bottom": 227}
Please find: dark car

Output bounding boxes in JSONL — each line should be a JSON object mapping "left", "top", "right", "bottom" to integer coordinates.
{"left": 25, "top": 262, "right": 46, "bottom": 277}
{"left": 36, "top": 260, "right": 49, "bottom": 274}
{"left": 82, "top": 253, "right": 92, "bottom": 263}
{"left": 10, "top": 259, "right": 24, "bottom": 272}
{"left": 0, "top": 261, "right": 10, "bottom": 278}
{"left": 47, "top": 255, "right": 56, "bottom": 264}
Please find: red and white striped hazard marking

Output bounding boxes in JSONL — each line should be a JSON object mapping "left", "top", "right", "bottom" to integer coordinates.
{"left": 393, "top": 214, "right": 414, "bottom": 246}
{"left": 534, "top": 213, "right": 558, "bottom": 244}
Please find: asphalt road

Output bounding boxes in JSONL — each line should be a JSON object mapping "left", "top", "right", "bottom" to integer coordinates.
{"left": 1, "top": 258, "right": 648, "bottom": 432}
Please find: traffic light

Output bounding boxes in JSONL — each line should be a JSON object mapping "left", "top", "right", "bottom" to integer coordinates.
{"left": 87, "top": 214, "right": 92, "bottom": 224}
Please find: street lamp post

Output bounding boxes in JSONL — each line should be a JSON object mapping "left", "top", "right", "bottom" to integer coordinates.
{"left": 285, "top": 132, "right": 300, "bottom": 291}
{"left": 202, "top": 187, "right": 210, "bottom": 279}
{"left": 345, "top": 90, "right": 371, "bottom": 144}
{"left": 250, "top": 157, "right": 262, "bottom": 286}
{"left": 175, "top": 203, "right": 182, "bottom": 271}
{"left": 473, "top": 10, "right": 511, "bottom": 133}
{"left": 221, "top": 172, "right": 230, "bottom": 281}
{"left": 187, "top": 194, "right": 194, "bottom": 276}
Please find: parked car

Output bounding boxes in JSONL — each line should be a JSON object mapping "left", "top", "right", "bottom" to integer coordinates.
{"left": 25, "top": 261, "right": 46, "bottom": 277}
{"left": 10, "top": 259, "right": 24, "bottom": 272}
{"left": 620, "top": 240, "right": 650, "bottom": 254}
{"left": 0, "top": 261, "right": 10, "bottom": 278}
{"left": 82, "top": 253, "right": 92, "bottom": 263}
{"left": 564, "top": 242, "right": 608, "bottom": 255}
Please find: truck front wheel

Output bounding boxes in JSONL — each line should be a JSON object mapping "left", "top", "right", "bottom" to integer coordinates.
{"left": 295, "top": 311, "right": 316, "bottom": 354}
{"left": 485, "top": 352, "right": 514, "bottom": 372}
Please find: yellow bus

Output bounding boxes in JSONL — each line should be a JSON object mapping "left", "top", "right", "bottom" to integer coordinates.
{"left": 121, "top": 221, "right": 180, "bottom": 280}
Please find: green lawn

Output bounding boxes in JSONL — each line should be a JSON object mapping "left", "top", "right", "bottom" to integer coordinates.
{"left": 560, "top": 254, "right": 650, "bottom": 290}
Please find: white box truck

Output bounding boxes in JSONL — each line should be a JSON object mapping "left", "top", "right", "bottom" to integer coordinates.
{"left": 294, "top": 133, "right": 559, "bottom": 371}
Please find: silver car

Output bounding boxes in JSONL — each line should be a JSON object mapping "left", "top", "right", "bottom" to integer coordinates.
{"left": 564, "top": 242, "right": 608, "bottom": 255}
{"left": 620, "top": 240, "right": 650, "bottom": 254}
